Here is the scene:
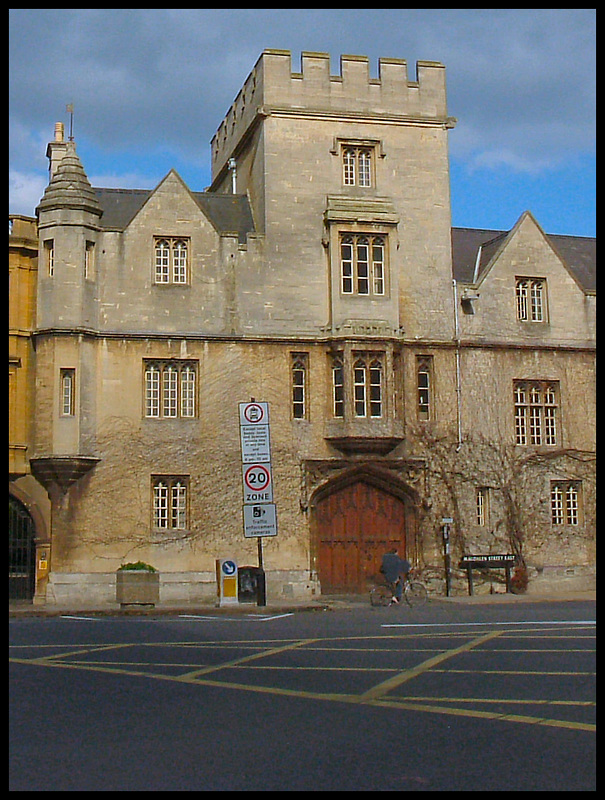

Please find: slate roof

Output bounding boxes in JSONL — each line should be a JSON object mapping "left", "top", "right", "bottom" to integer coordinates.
{"left": 93, "top": 187, "right": 256, "bottom": 243}
{"left": 90, "top": 183, "right": 595, "bottom": 294}
{"left": 451, "top": 226, "right": 596, "bottom": 293}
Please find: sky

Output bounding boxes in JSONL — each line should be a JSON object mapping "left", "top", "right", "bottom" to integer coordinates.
{"left": 9, "top": 8, "right": 596, "bottom": 237}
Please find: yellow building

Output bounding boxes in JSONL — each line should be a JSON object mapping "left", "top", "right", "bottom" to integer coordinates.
{"left": 9, "top": 215, "right": 50, "bottom": 602}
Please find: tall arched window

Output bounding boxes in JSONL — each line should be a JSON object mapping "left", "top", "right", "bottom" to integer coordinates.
{"left": 172, "top": 240, "right": 188, "bottom": 283}
{"left": 332, "top": 356, "right": 344, "bottom": 418}
{"left": 154, "top": 239, "right": 170, "bottom": 283}
{"left": 353, "top": 357, "right": 383, "bottom": 418}
{"left": 291, "top": 354, "right": 308, "bottom": 419}
{"left": 340, "top": 233, "right": 386, "bottom": 296}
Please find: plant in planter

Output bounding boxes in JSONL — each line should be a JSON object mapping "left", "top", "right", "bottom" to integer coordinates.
{"left": 118, "top": 561, "right": 157, "bottom": 573}
{"left": 116, "top": 561, "right": 160, "bottom": 607}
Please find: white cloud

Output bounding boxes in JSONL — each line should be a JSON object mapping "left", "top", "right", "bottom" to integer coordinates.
{"left": 9, "top": 170, "right": 47, "bottom": 217}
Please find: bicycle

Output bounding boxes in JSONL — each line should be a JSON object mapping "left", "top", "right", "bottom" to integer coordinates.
{"left": 369, "top": 574, "right": 428, "bottom": 608}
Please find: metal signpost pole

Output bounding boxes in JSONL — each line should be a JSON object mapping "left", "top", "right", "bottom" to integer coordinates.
{"left": 441, "top": 517, "right": 453, "bottom": 597}
{"left": 256, "top": 537, "right": 266, "bottom": 606}
{"left": 239, "top": 401, "right": 275, "bottom": 607}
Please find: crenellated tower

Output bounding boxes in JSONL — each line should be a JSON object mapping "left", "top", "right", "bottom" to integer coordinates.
{"left": 210, "top": 49, "right": 457, "bottom": 341}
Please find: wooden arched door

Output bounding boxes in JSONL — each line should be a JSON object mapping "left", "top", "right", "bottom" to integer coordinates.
{"left": 314, "top": 480, "right": 407, "bottom": 593}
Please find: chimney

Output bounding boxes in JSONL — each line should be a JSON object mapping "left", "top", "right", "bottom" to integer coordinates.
{"left": 46, "top": 122, "right": 68, "bottom": 178}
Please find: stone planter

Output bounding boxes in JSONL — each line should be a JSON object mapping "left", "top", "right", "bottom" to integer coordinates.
{"left": 116, "top": 570, "right": 160, "bottom": 607}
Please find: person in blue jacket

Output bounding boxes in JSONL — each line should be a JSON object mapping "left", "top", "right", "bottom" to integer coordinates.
{"left": 380, "top": 548, "right": 411, "bottom": 604}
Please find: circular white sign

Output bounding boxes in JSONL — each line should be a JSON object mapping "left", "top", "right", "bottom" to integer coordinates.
{"left": 243, "top": 403, "right": 265, "bottom": 424}
{"left": 244, "top": 464, "right": 271, "bottom": 491}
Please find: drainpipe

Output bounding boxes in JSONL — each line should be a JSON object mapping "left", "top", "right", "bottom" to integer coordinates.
{"left": 452, "top": 279, "right": 463, "bottom": 452}
{"left": 228, "top": 158, "right": 237, "bottom": 193}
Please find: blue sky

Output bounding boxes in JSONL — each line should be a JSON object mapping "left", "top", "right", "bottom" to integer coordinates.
{"left": 9, "top": 9, "right": 595, "bottom": 237}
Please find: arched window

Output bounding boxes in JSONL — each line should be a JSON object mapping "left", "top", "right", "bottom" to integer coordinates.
{"left": 369, "top": 359, "right": 383, "bottom": 417}
{"left": 353, "top": 358, "right": 367, "bottom": 417}
{"left": 144, "top": 361, "right": 198, "bottom": 419}
{"left": 154, "top": 238, "right": 190, "bottom": 284}
{"left": 155, "top": 239, "right": 170, "bottom": 283}
{"left": 172, "top": 240, "right": 188, "bottom": 283}
{"left": 353, "top": 357, "right": 383, "bottom": 418}
{"left": 162, "top": 365, "right": 179, "bottom": 418}
{"left": 339, "top": 233, "right": 387, "bottom": 296}
{"left": 291, "top": 354, "right": 308, "bottom": 419}
{"left": 341, "top": 145, "right": 374, "bottom": 187}
{"left": 180, "top": 365, "right": 196, "bottom": 418}
{"left": 152, "top": 476, "right": 189, "bottom": 530}
{"left": 332, "top": 356, "right": 344, "bottom": 418}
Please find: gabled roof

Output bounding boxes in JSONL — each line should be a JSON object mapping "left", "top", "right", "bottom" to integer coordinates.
{"left": 451, "top": 220, "right": 596, "bottom": 294}
{"left": 93, "top": 184, "right": 256, "bottom": 243}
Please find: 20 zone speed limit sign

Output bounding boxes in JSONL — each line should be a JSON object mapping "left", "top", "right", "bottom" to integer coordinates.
{"left": 242, "top": 463, "right": 273, "bottom": 503}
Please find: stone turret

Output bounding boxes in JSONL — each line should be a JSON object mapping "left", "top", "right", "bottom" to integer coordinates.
{"left": 32, "top": 128, "right": 102, "bottom": 495}
{"left": 36, "top": 131, "right": 101, "bottom": 331}
{"left": 37, "top": 138, "right": 102, "bottom": 218}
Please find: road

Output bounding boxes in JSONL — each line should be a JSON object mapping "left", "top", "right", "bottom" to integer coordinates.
{"left": 9, "top": 599, "right": 595, "bottom": 791}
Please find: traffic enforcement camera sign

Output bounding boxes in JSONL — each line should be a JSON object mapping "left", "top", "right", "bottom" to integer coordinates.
{"left": 243, "top": 504, "right": 278, "bottom": 538}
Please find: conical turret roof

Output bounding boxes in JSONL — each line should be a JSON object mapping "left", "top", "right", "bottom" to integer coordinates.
{"left": 37, "top": 141, "right": 102, "bottom": 216}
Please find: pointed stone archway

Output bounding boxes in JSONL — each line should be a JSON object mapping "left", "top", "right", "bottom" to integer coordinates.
{"left": 310, "top": 464, "right": 419, "bottom": 594}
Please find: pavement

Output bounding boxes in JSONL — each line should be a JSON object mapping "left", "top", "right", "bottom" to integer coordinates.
{"left": 8, "top": 589, "right": 596, "bottom": 617}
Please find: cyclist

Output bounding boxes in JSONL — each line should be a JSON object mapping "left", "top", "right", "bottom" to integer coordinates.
{"left": 380, "top": 548, "right": 411, "bottom": 605}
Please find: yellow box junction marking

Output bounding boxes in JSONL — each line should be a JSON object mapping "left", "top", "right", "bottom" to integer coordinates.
{"left": 9, "top": 628, "right": 595, "bottom": 732}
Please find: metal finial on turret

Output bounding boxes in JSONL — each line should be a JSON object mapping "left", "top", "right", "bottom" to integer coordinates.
{"left": 66, "top": 103, "right": 74, "bottom": 141}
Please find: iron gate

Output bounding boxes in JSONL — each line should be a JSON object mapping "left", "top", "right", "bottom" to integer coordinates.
{"left": 9, "top": 495, "right": 36, "bottom": 601}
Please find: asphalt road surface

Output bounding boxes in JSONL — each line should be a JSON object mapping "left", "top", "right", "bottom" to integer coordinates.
{"left": 10, "top": 600, "right": 595, "bottom": 791}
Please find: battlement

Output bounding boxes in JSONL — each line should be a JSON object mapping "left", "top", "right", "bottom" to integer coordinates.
{"left": 211, "top": 49, "right": 451, "bottom": 182}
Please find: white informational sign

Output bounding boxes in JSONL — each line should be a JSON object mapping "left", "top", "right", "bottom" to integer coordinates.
{"left": 239, "top": 400, "right": 278, "bottom": 538}
{"left": 240, "top": 423, "right": 271, "bottom": 464}
{"left": 242, "top": 463, "right": 273, "bottom": 504}
{"left": 243, "top": 504, "right": 278, "bottom": 538}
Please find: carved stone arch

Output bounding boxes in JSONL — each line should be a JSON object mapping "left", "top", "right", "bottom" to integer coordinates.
{"left": 310, "top": 463, "right": 420, "bottom": 594}
{"left": 9, "top": 483, "right": 48, "bottom": 544}
{"left": 310, "top": 462, "right": 420, "bottom": 508}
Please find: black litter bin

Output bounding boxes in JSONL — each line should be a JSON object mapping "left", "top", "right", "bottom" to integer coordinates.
{"left": 238, "top": 566, "right": 261, "bottom": 603}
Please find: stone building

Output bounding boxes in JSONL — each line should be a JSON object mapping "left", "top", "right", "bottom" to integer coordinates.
{"left": 9, "top": 50, "right": 595, "bottom": 606}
